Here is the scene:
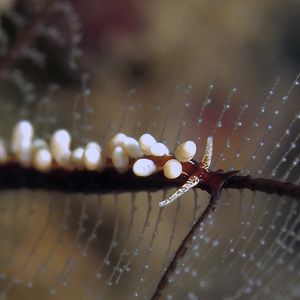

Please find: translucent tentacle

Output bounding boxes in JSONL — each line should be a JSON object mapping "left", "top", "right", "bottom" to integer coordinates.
{"left": 201, "top": 136, "right": 213, "bottom": 169}
{"left": 159, "top": 175, "right": 200, "bottom": 207}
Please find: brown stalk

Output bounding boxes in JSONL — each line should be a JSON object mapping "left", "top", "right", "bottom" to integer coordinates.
{"left": 0, "top": 163, "right": 299, "bottom": 198}
{"left": 150, "top": 194, "right": 217, "bottom": 300}
{"left": 0, "top": 164, "right": 299, "bottom": 199}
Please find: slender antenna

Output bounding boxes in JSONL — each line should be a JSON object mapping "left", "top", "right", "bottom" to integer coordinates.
{"left": 201, "top": 136, "right": 213, "bottom": 169}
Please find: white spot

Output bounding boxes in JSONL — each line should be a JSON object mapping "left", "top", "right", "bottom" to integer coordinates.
{"left": 16, "top": 139, "right": 32, "bottom": 167}
{"left": 86, "top": 141, "right": 100, "bottom": 150}
{"left": 150, "top": 143, "right": 169, "bottom": 156}
{"left": 163, "top": 159, "right": 182, "bottom": 179}
{"left": 106, "top": 133, "right": 127, "bottom": 158}
{"left": 71, "top": 147, "right": 85, "bottom": 169}
{"left": 123, "top": 137, "right": 143, "bottom": 158}
{"left": 175, "top": 141, "right": 197, "bottom": 162}
{"left": 33, "top": 149, "right": 52, "bottom": 172}
{"left": 83, "top": 142, "right": 103, "bottom": 171}
{"left": 11, "top": 120, "right": 34, "bottom": 166}
{"left": 139, "top": 133, "right": 156, "bottom": 155}
{"left": 112, "top": 146, "right": 129, "bottom": 173}
{"left": 50, "top": 129, "right": 72, "bottom": 168}
{"left": 133, "top": 158, "right": 156, "bottom": 177}
{"left": 11, "top": 120, "right": 34, "bottom": 154}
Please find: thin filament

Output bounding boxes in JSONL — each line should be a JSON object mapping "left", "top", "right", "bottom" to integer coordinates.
{"left": 159, "top": 175, "right": 200, "bottom": 207}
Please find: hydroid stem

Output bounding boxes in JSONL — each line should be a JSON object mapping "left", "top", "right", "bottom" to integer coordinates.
{"left": 0, "top": 164, "right": 299, "bottom": 200}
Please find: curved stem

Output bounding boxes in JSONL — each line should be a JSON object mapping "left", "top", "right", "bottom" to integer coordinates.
{"left": 0, "top": 164, "right": 299, "bottom": 200}
{"left": 150, "top": 176, "right": 300, "bottom": 299}
{"left": 0, "top": 163, "right": 299, "bottom": 299}
{"left": 150, "top": 195, "right": 217, "bottom": 300}
{"left": 224, "top": 175, "right": 300, "bottom": 199}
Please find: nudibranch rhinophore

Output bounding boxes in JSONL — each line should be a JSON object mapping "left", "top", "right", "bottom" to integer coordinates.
{"left": 0, "top": 120, "right": 216, "bottom": 207}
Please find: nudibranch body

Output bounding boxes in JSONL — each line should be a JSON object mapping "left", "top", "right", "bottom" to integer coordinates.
{"left": 0, "top": 120, "right": 214, "bottom": 207}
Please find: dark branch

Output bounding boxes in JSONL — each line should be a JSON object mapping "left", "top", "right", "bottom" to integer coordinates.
{"left": 0, "top": 163, "right": 299, "bottom": 299}
{"left": 150, "top": 195, "right": 217, "bottom": 299}
{"left": 224, "top": 175, "right": 300, "bottom": 199}
{"left": 0, "top": 164, "right": 299, "bottom": 200}
{"left": 149, "top": 176, "right": 300, "bottom": 299}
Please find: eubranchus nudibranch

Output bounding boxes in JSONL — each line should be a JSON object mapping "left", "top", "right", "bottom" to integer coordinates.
{"left": 0, "top": 120, "right": 217, "bottom": 207}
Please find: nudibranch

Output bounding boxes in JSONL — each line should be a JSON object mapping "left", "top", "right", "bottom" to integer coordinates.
{"left": 0, "top": 120, "right": 238, "bottom": 207}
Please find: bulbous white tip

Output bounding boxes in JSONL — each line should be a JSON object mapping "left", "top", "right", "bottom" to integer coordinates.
{"left": 11, "top": 120, "right": 34, "bottom": 155}
{"left": 16, "top": 139, "right": 32, "bottom": 166}
{"left": 71, "top": 147, "right": 85, "bottom": 169}
{"left": 112, "top": 146, "right": 129, "bottom": 173}
{"left": 139, "top": 133, "right": 156, "bottom": 155}
{"left": 123, "top": 137, "right": 143, "bottom": 158}
{"left": 86, "top": 141, "right": 100, "bottom": 150}
{"left": 150, "top": 143, "right": 169, "bottom": 156}
{"left": 106, "top": 133, "right": 127, "bottom": 158}
{"left": 83, "top": 142, "right": 103, "bottom": 170}
{"left": 175, "top": 140, "right": 197, "bottom": 162}
{"left": 133, "top": 158, "right": 156, "bottom": 177}
{"left": 50, "top": 129, "right": 72, "bottom": 167}
{"left": 163, "top": 159, "right": 182, "bottom": 179}
{"left": 50, "top": 129, "right": 71, "bottom": 155}
{"left": 33, "top": 149, "right": 52, "bottom": 172}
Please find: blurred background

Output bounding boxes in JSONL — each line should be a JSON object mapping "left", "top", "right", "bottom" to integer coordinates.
{"left": 0, "top": 0, "right": 300, "bottom": 299}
